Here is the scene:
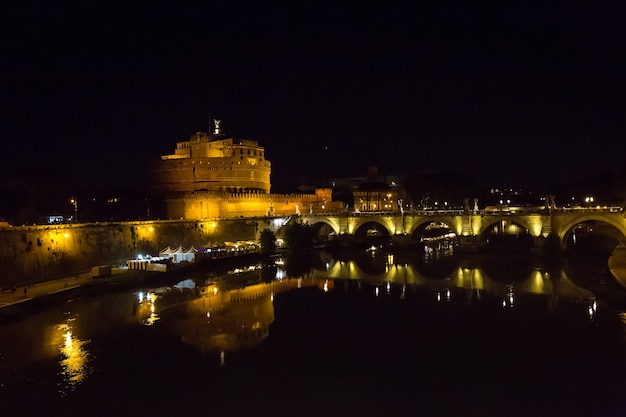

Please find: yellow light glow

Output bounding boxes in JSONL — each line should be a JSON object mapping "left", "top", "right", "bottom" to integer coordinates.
{"left": 64, "top": 233, "right": 69, "bottom": 239}
{"left": 527, "top": 270, "right": 545, "bottom": 294}
{"left": 56, "top": 323, "right": 91, "bottom": 391}
{"left": 142, "top": 313, "right": 159, "bottom": 326}
{"left": 528, "top": 218, "right": 543, "bottom": 237}
{"left": 471, "top": 216, "right": 481, "bottom": 235}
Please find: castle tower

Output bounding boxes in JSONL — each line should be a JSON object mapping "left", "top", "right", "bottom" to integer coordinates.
{"left": 152, "top": 128, "right": 271, "bottom": 196}
{"left": 151, "top": 124, "right": 272, "bottom": 219}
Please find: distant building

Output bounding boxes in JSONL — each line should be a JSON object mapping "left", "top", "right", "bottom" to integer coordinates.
{"left": 152, "top": 120, "right": 342, "bottom": 219}
{"left": 486, "top": 187, "right": 542, "bottom": 207}
{"left": 45, "top": 214, "right": 68, "bottom": 224}
{"left": 352, "top": 167, "right": 401, "bottom": 212}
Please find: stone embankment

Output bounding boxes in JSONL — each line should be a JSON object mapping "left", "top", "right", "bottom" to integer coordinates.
{"left": 0, "top": 251, "right": 263, "bottom": 323}
{"left": 0, "top": 219, "right": 261, "bottom": 287}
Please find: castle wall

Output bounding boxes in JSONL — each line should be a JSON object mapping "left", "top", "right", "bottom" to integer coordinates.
{"left": 153, "top": 158, "right": 271, "bottom": 194}
{"left": 0, "top": 219, "right": 259, "bottom": 287}
{"left": 164, "top": 191, "right": 344, "bottom": 220}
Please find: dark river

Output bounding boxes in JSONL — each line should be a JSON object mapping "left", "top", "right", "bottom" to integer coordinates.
{"left": 2, "top": 248, "right": 626, "bottom": 417}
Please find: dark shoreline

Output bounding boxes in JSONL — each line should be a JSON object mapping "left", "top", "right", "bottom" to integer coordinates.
{"left": 3, "top": 247, "right": 626, "bottom": 323}
{"left": 0, "top": 252, "right": 264, "bottom": 323}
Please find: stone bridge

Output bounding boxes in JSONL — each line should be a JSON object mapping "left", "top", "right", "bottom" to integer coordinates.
{"left": 287, "top": 207, "right": 626, "bottom": 249}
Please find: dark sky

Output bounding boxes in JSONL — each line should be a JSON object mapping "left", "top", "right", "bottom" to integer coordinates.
{"left": 3, "top": 3, "right": 626, "bottom": 193}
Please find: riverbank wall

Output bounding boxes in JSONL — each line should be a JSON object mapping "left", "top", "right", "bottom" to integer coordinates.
{"left": 0, "top": 219, "right": 267, "bottom": 286}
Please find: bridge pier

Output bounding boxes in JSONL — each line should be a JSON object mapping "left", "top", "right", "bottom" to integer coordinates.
{"left": 457, "top": 235, "right": 480, "bottom": 252}
{"left": 391, "top": 233, "right": 412, "bottom": 248}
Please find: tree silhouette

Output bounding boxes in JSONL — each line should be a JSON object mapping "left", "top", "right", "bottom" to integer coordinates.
{"left": 259, "top": 228, "right": 277, "bottom": 255}
{"left": 283, "top": 219, "right": 314, "bottom": 251}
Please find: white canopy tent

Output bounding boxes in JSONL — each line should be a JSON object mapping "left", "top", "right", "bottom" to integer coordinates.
{"left": 171, "top": 246, "right": 196, "bottom": 264}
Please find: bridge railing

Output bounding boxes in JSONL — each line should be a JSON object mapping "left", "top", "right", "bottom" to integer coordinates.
{"left": 300, "top": 205, "right": 624, "bottom": 218}
{"left": 558, "top": 206, "right": 623, "bottom": 213}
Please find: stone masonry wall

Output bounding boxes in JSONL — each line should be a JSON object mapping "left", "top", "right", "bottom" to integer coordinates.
{"left": 0, "top": 219, "right": 259, "bottom": 287}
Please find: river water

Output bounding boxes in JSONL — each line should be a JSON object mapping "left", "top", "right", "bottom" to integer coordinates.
{"left": 1, "top": 248, "right": 626, "bottom": 417}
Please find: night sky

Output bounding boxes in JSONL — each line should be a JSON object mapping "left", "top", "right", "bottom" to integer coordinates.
{"left": 3, "top": 3, "right": 626, "bottom": 193}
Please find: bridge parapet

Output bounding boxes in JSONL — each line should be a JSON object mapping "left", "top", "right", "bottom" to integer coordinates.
{"left": 558, "top": 207, "right": 623, "bottom": 213}
{"left": 297, "top": 205, "right": 626, "bottom": 247}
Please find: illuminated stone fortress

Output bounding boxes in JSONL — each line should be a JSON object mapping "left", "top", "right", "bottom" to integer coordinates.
{"left": 152, "top": 120, "right": 340, "bottom": 219}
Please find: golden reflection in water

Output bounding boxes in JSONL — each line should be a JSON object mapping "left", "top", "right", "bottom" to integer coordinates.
{"left": 588, "top": 299, "right": 597, "bottom": 320}
{"left": 137, "top": 291, "right": 160, "bottom": 326}
{"left": 55, "top": 320, "right": 91, "bottom": 394}
{"left": 325, "top": 257, "right": 594, "bottom": 303}
{"left": 175, "top": 278, "right": 319, "bottom": 356}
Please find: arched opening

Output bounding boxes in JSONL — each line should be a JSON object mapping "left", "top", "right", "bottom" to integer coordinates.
{"left": 309, "top": 222, "right": 336, "bottom": 245}
{"left": 353, "top": 222, "right": 391, "bottom": 249}
{"left": 562, "top": 221, "right": 626, "bottom": 299}
{"left": 563, "top": 221, "right": 623, "bottom": 255}
{"left": 481, "top": 220, "right": 534, "bottom": 252}
{"left": 411, "top": 221, "right": 458, "bottom": 259}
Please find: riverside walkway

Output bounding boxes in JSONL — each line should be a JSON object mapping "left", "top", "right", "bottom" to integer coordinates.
{"left": 0, "top": 251, "right": 262, "bottom": 313}
{"left": 0, "top": 269, "right": 125, "bottom": 310}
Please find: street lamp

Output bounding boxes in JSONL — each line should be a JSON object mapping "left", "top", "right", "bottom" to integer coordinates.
{"left": 70, "top": 198, "right": 78, "bottom": 222}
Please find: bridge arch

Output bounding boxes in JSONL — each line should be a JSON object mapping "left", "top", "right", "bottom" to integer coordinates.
{"left": 558, "top": 214, "right": 626, "bottom": 244}
{"left": 559, "top": 216, "right": 626, "bottom": 254}
{"left": 477, "top": 218, "right": 535, "bottom": 250}
{"left": 477, "top": 217, "right": 538, "bottom": 239}
{"left": 300, "top": 217, "right": 341, "bottom": 236}
{"left": 407, "top": 216, "right": 459, "bottom": 237}
{"left": 409, "top": 219, "right": 458, "bottom": 247}
{"left": 349, "top": 217, "right": 394, "bottom": 237}
{"left": 352, "top": 220, "right": 392, "bottom": 246}
{"left": 308, "top": 220, "right": 338, "bottom": 242}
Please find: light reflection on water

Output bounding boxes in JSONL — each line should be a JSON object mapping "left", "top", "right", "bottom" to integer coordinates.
{"left": 1, "top": 249, "right": 626, "bottom": 413}
{"left": 137, "top": 291, "right": 160, "bottom": 326}
{"left": 54, "top": 318, "right": 92, "bottom": 395}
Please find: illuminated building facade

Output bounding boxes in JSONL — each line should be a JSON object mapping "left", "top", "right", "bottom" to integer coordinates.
{"left": 353, "top": 182, "right": 399, "bottom": 212}
{"left": 352, "top": 166, "right": 401, "bottom": 212}
{"left": 153, "top": 121, "right": 271, "bottom": 195}
{"left": 152, "top": 120, "right": 342, "bottom": 219}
